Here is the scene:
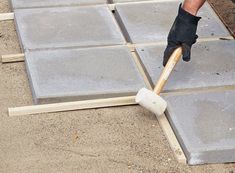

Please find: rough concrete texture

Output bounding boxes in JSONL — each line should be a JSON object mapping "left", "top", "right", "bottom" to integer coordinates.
{"left": 9, "top": 0, "right": 107, "bottom": 9}
{"left": 112, "top": 0, "right": 153, "bottom": 3}
{"left": 25, "top": 46, "right": 146, "bottom": 104}
{"left": 164, "top": 90, "right": 235, "bottom": 165}
{"left": 136, "top": 40, "right": 235, "bottom": 91}
{"left": 14, "top": 5, "right": 125, "bottom": 51}
{"left": 115, "top": 1, "right": 231, "bottom": 43}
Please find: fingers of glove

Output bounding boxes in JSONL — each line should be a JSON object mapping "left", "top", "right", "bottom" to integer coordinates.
{"left": 163, "top": 45, "right": 179, "bottom": 66}
{"left": 190, "top": 35, "right": 198, "bottom": 45}
{"left": 182, "top": 43, "right": 191, "bottom": 62}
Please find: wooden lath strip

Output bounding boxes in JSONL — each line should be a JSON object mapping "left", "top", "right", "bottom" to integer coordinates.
{"left": 8, "top": 96, "right": 136, "bottom": 116}
{"left": 157, "top": 114, "right": 187, "bottom": 164}
{"left": 1, "top": 53, "right": 25, "bottom": 63}
{"left": 0, "top": 13, "right": 14, "bottom": 21}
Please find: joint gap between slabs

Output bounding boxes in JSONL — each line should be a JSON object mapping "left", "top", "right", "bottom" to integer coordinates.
{"left": 107, "top": 4, "right": 115, "bottom": 11}
{"left": 110, "top": 6, "right": 132, "bottom": 43}
{"left": 23, "top": 44, "right": 128, "bottom": 52}
{"left": 162, "top": 112, "right": 188, "bottom": 164}
{"left": 107, "top": 0, "right": 114, "bottom": 4}
{"left": 161, "top": 85, "right": 235, "bottom": 96}
{"left": 130, "top": 50, "right": 154, "bottom": 90}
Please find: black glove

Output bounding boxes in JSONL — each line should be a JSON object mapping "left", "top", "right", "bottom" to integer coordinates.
{"left": 163, "top": 4, "right": 201, "bottom": 66}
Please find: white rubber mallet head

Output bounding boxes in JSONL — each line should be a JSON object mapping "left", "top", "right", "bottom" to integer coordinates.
{"left": 135, "top": 47, "right": 183, "bottom": 116}
{"left": 135, "top": 88, "right": 167, "bottom": 116}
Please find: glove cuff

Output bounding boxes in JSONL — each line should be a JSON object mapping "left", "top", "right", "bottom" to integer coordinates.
{"left": 178, "top": 4, "right": 201, "bottom": 25}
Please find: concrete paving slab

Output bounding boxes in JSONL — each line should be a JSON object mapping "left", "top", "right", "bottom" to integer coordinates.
{"left": 112, "top": 0, "right": 153, "bottom": 3}
{"left": 164, "top": 90, "right": 235, "bottom": 165}
{"left": 10, "top": 0, "right": 107, "bottom": 9}
{"left": 136, "top": 40, "right": 235, "bottom": 91}
{"left": 115, "top": 1, "right": 231, "bottom": 43}
{"left": 14, "top": 5, "right": 125, "bottom": 51}
{"left": 25, "top": 46, "right": 146, "bottom": 104}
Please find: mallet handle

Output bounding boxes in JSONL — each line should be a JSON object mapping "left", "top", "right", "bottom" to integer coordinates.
{"left": 154, "top": 47, "right": 182, "bottom": 95}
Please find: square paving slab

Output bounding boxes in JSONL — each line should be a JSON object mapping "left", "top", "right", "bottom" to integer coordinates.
{"left": 10, "top": 0, "right": 107, "bottom": 9}
{"left": 136, "top": 40, "right": 235, "bottom": 91}
{"left": 25, "top": 46, "right": 146, "bottom": 104}
{"left": 164, "top": 90, "right": 235, "bottom": 165}
{"left": 14, "top": 5, "right": 125, "bottom": 51}
{"left": 112, "top": 0, "right": 153, "bottom": 3}
{"left": 115, "top": 1, "right": 231, "bottom": 43}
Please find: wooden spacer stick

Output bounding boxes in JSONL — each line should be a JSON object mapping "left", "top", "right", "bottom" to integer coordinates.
{"left": 8, "top": 96, "right": 136, "bottom": 116}
{"left": 1, "top": 53, "right": 25, "bottom": 63}
{"left": 0, "top": 13, "right": 14, "bottom": 21}
{"left": 157, "top": 114, "right": 187, "bottom": 164}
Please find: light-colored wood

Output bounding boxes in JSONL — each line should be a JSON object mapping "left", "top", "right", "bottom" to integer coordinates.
{"left": 107, "top": 4, "right": 115, "bottom": 11}
{"left": 126, "top": 43, "right": 135, "bottom": 52}
{"left": 157, "top": 114, "right": 187, "bottom": 164}
{"left": 1, "top": 53, "right": 25, "bottom": 63}
{"left": 8, "top": 96, "right": 136, "bottom": 116}
{"left": 154, "top": 47, "right": 182, "bottom": 94}
{"left": 0, "top": 13, "right": 14, "bottom": 21}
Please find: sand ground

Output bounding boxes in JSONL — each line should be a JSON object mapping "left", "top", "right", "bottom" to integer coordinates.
{"left": 0, "top": 0, "right": 235, "bottom": 172}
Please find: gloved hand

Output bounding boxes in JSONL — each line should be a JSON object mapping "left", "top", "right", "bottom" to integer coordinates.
{"left": 163, "top": 4, "right": 201, "bottom": 66}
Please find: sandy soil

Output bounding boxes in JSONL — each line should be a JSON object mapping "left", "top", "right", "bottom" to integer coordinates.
{"left": 208, "top": 0, "right": 235, "bottom": 37}
{"left": 0, "top": 0, "right": 235, "bottom": 172}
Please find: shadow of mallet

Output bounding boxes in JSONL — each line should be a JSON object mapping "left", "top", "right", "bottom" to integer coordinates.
{"left": 136, "top": 47, "right": 183, "bottom": 115}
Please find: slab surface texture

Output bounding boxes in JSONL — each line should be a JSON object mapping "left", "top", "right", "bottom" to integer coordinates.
{"left": 25, "top": 46, "right": 146, "bottom": 104}
{"left": 112, "top": 0, "right": 153, "bottom": 3}
{"left": 115, "top": 1, "right": 231, "bottom": 43}
{"left": 10, "top": 0, "right": 107, "bottom": 9}
{"left": 14, "top": 5, "right": 125, "bottom": 51}
{"left": 136, "top": 40, "right": 235, "bottom": 91}
{"left": 164, "top": 90, "right": 235, "bottom": 165}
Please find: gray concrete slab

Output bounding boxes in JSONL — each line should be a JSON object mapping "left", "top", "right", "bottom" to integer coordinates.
{"left": 25, "top": 46, "right": 146, "bottom": 104}
{"left": 115, "top": 1, "right": 231, "bottom": 43}
{"left": 14, "top": 5, "right": 125, "bottom": 51}
{"left": 164, "top": 90, "right": 235, "bottom": 165}
{"left": 112, "top": 0, "right": 153, "bottom": 3}
{"left": 136, "top": 40, "right": 235, "bottom": 91}
{"left": 10, "top": 0, "right": 107, "bottom": 9}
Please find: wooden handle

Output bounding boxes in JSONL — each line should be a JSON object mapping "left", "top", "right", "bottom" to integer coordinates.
{"left": 154, "top": 47, "right": 182, "bottom": 94}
